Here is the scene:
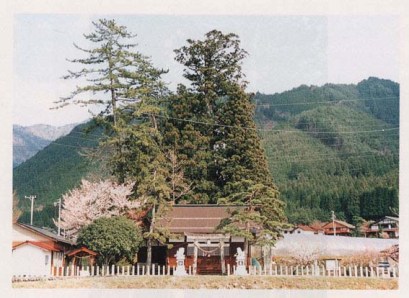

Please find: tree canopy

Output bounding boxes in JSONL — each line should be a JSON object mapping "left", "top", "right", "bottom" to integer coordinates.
{"left": 77, "top": 216, "right": 143, "bottom": 266}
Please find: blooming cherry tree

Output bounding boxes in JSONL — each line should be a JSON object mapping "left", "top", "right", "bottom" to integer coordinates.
{"left": 57, "top": 179, "right": 140, "bottom": 238}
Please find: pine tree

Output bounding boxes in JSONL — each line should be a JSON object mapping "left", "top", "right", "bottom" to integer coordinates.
{"left": 55, "top": 18, "right": 167, "bottom": 128}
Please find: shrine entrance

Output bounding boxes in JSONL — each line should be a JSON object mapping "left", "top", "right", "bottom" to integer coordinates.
{"left": 186, "top": 233, "right": 230, "bottom": 275}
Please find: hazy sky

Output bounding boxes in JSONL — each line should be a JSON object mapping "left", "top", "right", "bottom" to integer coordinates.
{"left": 13, "top": 14, "right": 399, "bottom": 126}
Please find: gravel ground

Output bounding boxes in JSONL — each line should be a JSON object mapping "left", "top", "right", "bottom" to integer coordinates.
{"left": 12, "top": 275, "right": 398, "bottom": 290}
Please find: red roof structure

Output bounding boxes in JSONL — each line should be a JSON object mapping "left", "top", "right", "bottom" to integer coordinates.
{"left": 12, "top": 240, "right": 63, "bottom": 252}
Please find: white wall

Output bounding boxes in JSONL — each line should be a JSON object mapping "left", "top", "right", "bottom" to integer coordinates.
{"left": 12, "top": 244, "right": 51, "bottom": 277}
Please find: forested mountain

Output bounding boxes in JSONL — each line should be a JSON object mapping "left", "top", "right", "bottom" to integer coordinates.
{"left": 13, "top": 123, "right": 76, "bottom": 167}
{"left": 13, "top": 77, "right": 399, "bottom": 228}
{"left": 13, "top": 123, "right": 103, "bottom": 227}
{"left": 255, "top": 77, "right": 399, "bottom": 224}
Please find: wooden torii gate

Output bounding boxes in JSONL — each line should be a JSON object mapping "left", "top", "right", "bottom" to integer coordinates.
{"left": 186, "top": 233, "right": 230, "bottom": 275}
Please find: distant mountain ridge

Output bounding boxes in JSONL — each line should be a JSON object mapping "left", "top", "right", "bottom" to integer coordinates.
{"left": 13, "top": 123, "right": 77, "bottom": 167}
{"left": 13, "top": 77, "right": 399, "bottom": 229}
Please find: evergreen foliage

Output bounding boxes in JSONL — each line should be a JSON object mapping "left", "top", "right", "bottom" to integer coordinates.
{"left": 167, "top": 30, "right": 275, "bottom": 202}
{"left": 218, "top": 180, "right": 289, "bottom": 255}
{"left": 77, "top": 216, "right": 143, "bottom": 266}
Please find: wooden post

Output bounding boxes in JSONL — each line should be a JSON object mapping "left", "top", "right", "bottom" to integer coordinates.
{"left": 152, "top": 264, "right": 155, "bottom": 276}
{"left": 365, "top": 267, "right": 368, "bottom": 277}
{"left": 290, "top": 266, "right": 293, "bottom": 276}
{"left": 301, "top": 266, "right": 304, "bottom": 276}
{"left": 275, "top": 265, "right": 278, "bottom": 276}
{"left": 142, "top": 265, "right": 145, "bottom": 276}
{"left": 359, "top": 266, "right": 363, "bottom": 277}
{"left": 392, "top": 267, "right": 396, "bottom": 278}
{"left": 227, "top": 264, "right": 230, "bottom": 276}
{"left": 322, "top": 266, "right": 325, "bottom": 277}
{"left": 269, "top": 264, "right": 272, "bottom": 276}
{"left": 220, "top": 240, "right": 225, "bottom": 275}
{"left": 132, "top": 265, "right": 135, "bottom": 276}
{"left": 193, "top": 242, "right": 198, "bottom": 275}
{"left": 279, "top": 265, "right": 282, "bottom": 276}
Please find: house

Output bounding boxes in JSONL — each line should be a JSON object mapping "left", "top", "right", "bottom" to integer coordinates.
{"left": 12, "top": 222, "right": 75, "bottom": 277}
{"left": 321, "top": 220, "right": 355, "bottom": 236}
{"left": 365, "top": 216, "right": 399, "bottom": 238}
{"left": 291, "top": 225, "right": 316, "bottom": 235}
{"left": 144, "top": 205, "right": 248, "bottom": 275}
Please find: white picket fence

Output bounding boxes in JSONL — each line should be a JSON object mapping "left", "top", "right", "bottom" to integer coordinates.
{"left": 242, "top": 264, "right": 399, "bottom": 278}
{"left": 12, "top": 263, "right": 398, "bottom": 281}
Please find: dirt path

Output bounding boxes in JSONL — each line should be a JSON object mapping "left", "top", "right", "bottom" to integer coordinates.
{"left": 13, "top": 275, "right": 398, "bottom": 290}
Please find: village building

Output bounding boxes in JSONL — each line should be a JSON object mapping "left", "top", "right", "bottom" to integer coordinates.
{"left": 321, "top": 220, "right": 355, "bottom": 236}
{"left": 364, "top": 216, "right": 399, "bottom": 238}
{"left": 139, "top": 205, "right": 248, "bottom": 275}
{"left": 291, "top": 225, "right": 316, "bottom": 235}
{"left": 12, "top": 222, "right": 96, "bottom": 277}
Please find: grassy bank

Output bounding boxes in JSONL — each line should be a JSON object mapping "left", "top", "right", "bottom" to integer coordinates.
{"left": 12, "top": 275, "right": 398, "bottom": 290}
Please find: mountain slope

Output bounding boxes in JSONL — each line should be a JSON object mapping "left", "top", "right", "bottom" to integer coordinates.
{"left": 13, "top": 77, "right": 399, "bottom": 228}
{"left": 13, "top": 123, "right": 77, "bottom": 167}
{"left": 13, "top": 123, "right": 103, "bottom": 227}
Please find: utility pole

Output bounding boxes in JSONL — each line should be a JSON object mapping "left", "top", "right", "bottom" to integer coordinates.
{"left": 54, "top": 198, "right": 62, "bottom": 236}
{"left": 331, "top": 210, "right": 336, "bottom": 236}
{"left": 25, "top": 195, "right": 36, "bottom": 225}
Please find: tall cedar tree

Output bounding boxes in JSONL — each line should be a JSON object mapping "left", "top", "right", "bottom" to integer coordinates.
{"left": 172, "top": 30, "right": 288, "bottom": 257}
{"left": 169, "top": 30, "right": 275, "bottom": 199}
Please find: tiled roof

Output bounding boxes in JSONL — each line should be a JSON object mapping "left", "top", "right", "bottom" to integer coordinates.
{"left": 156, "top": 205, "right": 244, "bottom": 234}
{"left": 322, "top": 220, "right": 355, "bottom": 229}
{"left": 296, "top": 225, "right": 315, "bottom": 232}
{"left": 15, "top": 223, "right": 74, "bottom": 245}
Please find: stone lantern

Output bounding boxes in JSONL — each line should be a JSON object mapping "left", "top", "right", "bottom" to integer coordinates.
{"left": 174, "top": 247, "right": 188, "bottom": 276}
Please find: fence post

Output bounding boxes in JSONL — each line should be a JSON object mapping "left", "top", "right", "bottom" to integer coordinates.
{"left": 137, "top": 264, "right": 140, "bottom": 276}
{"left": 227, "top": 264, "right": 230, "bottom": 276}
{"left": 285, "top": 266, "right": 288, "bottom": 276}
{"left": 142, "top": 266, "right": 145, "bottom": 276}
{"left": 392, "top": 267, "right": 396, "bottom": 278}
{"left": 290, "top": 266, "right": 293, "bottom": 276}
{"left": 275, "top": 265, "right": 278, "bottom": 276}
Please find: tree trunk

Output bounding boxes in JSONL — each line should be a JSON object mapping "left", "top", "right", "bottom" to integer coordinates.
{"left": 147, "top": 204, "right": 156, "bottom": 267}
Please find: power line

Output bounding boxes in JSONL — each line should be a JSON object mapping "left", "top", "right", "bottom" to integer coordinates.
{"left": 253, "top": 96, "right": 399, "bottom": 107}
{"left": 148, "top": 112, "right": 399, "bottom": 134}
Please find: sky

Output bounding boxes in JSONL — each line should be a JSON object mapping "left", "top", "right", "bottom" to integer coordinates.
{"left": 13, "top": 14, "right": 399, "bottom": 126}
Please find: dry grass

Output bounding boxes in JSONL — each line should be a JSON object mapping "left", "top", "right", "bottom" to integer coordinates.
{"left": 13, "top": 275, "right": 398, "bottom": 290}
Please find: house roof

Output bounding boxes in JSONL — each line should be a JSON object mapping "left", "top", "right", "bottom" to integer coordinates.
{"left": 373, "top": 216, "right": 399, "bottom": 224}
{"left": 156, "top": 205, "right": 244, "bottom": 234}
{"left": 322, "top": 220, "right": 355, "bottom": 229}
{"left": 12, "top": 240, "right": 62, "bottom": 252}
{"left": 15, "top": 222, "right": 74, "bottom": 245}
{"left": 296, "top": 225, "right": 315, "bottom": 232}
